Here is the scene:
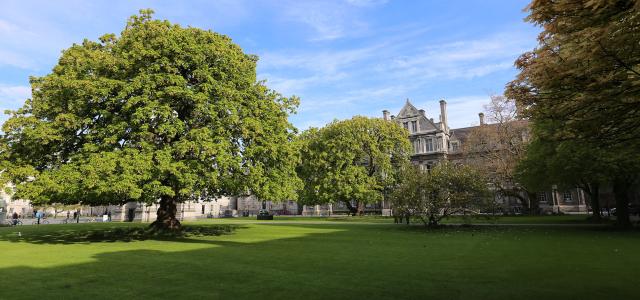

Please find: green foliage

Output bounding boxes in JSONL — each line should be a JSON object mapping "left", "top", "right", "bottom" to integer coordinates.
{"left": 0, "top": 10, "right": 301, "bottom": 219}
{"left": 507, "top": 1, "right": 640, "bottom": 226}
{"left": 297, "top": 116, "right": 411, "bottom": 214}
{"left": 390, "top": 162, "right": 490, "bottom": 227}
{"left": 507, "top": 0, "right": 640, "bottom": 149}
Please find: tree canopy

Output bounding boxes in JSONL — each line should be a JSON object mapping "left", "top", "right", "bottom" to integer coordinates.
{"left": 0, "top": 10, "right": 301, "bottom": 230}
{"left": 506, "top": 0, "right": 640, "bottom": 227}
{"left": 297, "top": 116, "right": 410, "bottom": 215}
{"left": 390, "top": 162, "right": 490, "bottom": 227}
{"left": 507, "top": 0, "right": 640, "bottom": 149}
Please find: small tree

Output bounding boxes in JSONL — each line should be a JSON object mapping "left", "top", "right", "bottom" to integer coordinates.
{"left": 390, "top": 162, "right": 489, "bottom": 227}
{"left": 297, "top": 116, "right": 411, "bottom": 215}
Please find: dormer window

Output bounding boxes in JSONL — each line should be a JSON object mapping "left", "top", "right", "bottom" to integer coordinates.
{"left": 451, "top": 142, "right": 459, "bottom": 152}
{"left": 403, "top": 122, "right": 409, "bottom": 130}
{"left": 411, "top": 121, "right": 417, "bottom": 133}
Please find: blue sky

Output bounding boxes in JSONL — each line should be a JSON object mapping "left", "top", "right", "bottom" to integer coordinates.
{"left": 0, "top": 0, "right": 539, "bottom": 130}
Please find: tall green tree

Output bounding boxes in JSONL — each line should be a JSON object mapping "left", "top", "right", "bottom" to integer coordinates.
{"left": 506, "top": 0, "right": 640, "bottom": 227}
{"left": 0, "top": 10, "right": 301, "bottom": 230}
{"left": 297, "top": 116, "right": 410, "bottom": 215}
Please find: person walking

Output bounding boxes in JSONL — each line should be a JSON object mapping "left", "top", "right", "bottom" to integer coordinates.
{"left": 107, "top": 211, "right": 112, "bottom": 222}
{"left": 36, "top": 210, "right": 42, "bottom": 225}
{"left": 76, "top": 209, "right": 80, "bottom": 223}
{"left": 11, "top": 212, "right": 19, "bottom": 226}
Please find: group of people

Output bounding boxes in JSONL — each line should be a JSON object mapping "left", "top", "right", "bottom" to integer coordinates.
{"left": 66, "top": 209, "right": 82, "bottom": 223}
{"left": 7, "top": 209, "right": 114, "bottom": 225}
{"left": 9, "top": 210, "right": 46, "bottom": 225}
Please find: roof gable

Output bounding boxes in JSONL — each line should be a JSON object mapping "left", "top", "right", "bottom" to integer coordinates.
{"left": 397, "top": 99, "right": 419, "bottom": 118}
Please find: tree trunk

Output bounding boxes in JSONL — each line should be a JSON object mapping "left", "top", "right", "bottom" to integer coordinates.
{"left": 527, "top": 191, "right": 540, "bottom": 215}
{"left": 151, "top": 195, "right": 181, "bottom": 231}
{"left": 613, "top": 177, "right": 631, "bottom": 228}
{"left": 356, "top": 201, "right": 365, "bottom": 216}
{"left": 588, "top": 183, "right": 602, "bottom": 222}
{"left": 344, "top": 200, "right": 357, "bottom": 216}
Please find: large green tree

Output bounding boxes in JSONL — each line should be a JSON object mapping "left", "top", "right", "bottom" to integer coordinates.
{"left": 297, "top": 116, "right": 410, "bottom": 215}
{"left": 0, "top": 10, "right": 301, "bottom": 230}
{"left": 506, "top": 0, "right": 640, "bottom": 227}
{"left": 517, "top": 133, "right": 608, "bottom": 221}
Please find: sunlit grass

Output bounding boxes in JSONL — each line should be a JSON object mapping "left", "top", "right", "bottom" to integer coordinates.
{"left": 0, "top": 219, "right": 638, "bottom": 299}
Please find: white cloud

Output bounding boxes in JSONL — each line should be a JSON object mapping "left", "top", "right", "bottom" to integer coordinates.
{"left": 345, "top": 0, "right": 388, "bottom": 7}
{"left": 279, "top": 0, "right": 371, "bottom": 41}
{"left": 0, "top": 49, "right": 37, "bottom": 69}
{"left": 0, "top": 85, "right": 31, "bottom": 107}
{"left": 379, "top": 31, "right": 531, "bottom": 81}
{"left": 261, "top": 72, "right": 348, "bottom": 96}
{"left": 0, "top": 85, "right": 31, "bottom": 126}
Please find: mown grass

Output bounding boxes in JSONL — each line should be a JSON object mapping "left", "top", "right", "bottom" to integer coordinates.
{"left": 200, "top": 214, "right": 600, "bottom": 225}
{"left": 0, "top": 219, "right": 638, "bottom": 299}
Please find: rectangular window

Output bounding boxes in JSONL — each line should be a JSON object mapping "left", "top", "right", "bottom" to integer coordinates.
{"left": 413, "top": 139, "right": 422, "bottom": 154}
{"left": 452, "top": 142, "right": 459, "bottom": 151}
{"left": 537, "top": 192, "right": 547, "bottom": 203}
{"left": 436, "top": 137, "right": 442, "bottom": 151}
{"left": 426, "top": 139, "right": 434, "bottom": 152}
{"left": 563, "top": 191, "right": 573, "bottom": 202}
{"left": 411, "top": 121, "right": 417, "bottom": 133}
{"left": 403, "top": 122, "right": 409, "bottom": 130}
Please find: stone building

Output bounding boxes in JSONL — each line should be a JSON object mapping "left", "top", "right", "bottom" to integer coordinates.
{"left": 1, "top": 190, "right": 299, "bottom": 222}
{"left": 384, "top": 99, "right": 588, "bottom": 214}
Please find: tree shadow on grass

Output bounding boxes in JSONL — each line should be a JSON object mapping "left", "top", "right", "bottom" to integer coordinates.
{"left": 1, "top": 223, "right": 640, "bottom": 299}
{"left": 0, "top": 224, "right": 244, "bottom": 245}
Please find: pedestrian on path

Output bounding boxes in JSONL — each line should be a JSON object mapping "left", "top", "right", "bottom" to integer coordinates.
{"left": 11, "top": 212, "right": 18, "bottom": 226}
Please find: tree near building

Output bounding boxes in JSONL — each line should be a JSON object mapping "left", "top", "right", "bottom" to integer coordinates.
{"left": 506, "top": 0, "right": 640, "bottom": 227}
{"left": 516, "top": 131, "right": 611, "bottom": 221}
{"left": 461, "top": 95, "right": 533, "bottom": 213}
{"left": 297, "top": 116, "right": 411, "bottom": 215}
{"left": 0, "top": 10, "right": 301, "bottom": 230}
{"left": 390, "top": 162, "right": 489, "bottom": 227}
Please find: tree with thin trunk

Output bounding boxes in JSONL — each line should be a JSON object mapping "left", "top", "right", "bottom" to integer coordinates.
{"left": 462, "top": 95, "right": 533, "bottom": 214}
{"left": 0, "top": 10, "right": 301, "bottom": 231}
{"left": 297, "top": 116, "right": 410, "bottom": 215}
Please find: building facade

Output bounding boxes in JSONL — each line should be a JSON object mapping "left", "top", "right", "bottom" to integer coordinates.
{"left": 385, "top": 99, "right": 588, "bottom": 214}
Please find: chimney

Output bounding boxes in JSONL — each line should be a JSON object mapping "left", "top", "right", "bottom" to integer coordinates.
{"left": 439, "top": 99, "right": 448, "bottom": 128}
{"left": 382, "top": 110, "right": 390, "bottom": 121}
{"left": 419, "top": 109, "right": 425, "bottom": 117}
{"left": 479, "top": 112, "right": 485, "bottom": 125}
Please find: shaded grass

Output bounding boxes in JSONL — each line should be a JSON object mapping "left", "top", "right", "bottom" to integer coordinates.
{"left": 199, "top": 214, "right": 599, "bottom": 225}
{"left": 0, "top": 221, "right": 639, "bottom": 299}
{"left": 0, "top": 223, "right": 236, "bottom": 244}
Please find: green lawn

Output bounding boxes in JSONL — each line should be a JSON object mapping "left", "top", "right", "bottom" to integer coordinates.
{"left": 0, "top": 219, "right": 638, "bottom": 299}
{"left": 208, "top": 214, "right": 601, "bottom": 224}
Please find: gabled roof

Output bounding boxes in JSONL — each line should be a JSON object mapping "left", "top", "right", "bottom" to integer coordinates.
{"left": 396, "top": 99, "right": 420, "bottom": 119}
